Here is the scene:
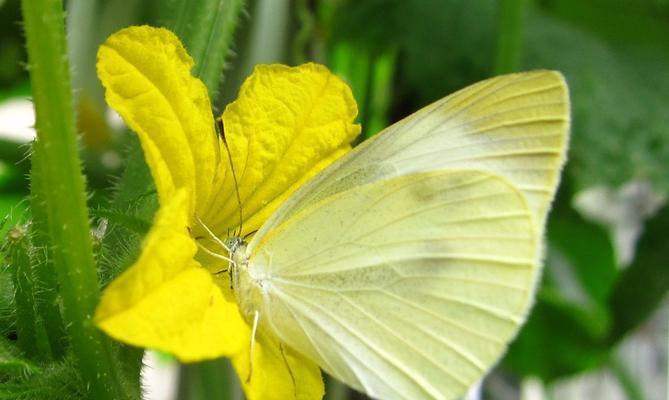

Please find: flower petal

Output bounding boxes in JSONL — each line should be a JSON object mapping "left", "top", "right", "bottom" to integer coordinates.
{"left": 95, "top": 190, "right": 246, "bottom": 361}
{"left": 201, "top": 63, "right": 360, "bottom": 236}
{"left": 232, "top": 331, "right": 324, "bottom": 400}
{"left": 96, "top": 25, "right": 219, "bottom": 215}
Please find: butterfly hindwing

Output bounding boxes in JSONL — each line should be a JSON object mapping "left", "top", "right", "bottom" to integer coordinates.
{"left": 250, "top": 170, "right": 535, "bottom": 399}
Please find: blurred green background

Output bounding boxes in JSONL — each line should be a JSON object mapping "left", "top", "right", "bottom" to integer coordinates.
{"left": 1, "top": 0, "right": 668, "bottom": 399}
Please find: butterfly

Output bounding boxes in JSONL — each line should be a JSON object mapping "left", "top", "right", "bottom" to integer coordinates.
{"left": 219, "top": 71, "right": 569, "bottom": 400}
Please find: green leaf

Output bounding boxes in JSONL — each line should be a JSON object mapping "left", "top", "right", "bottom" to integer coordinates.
{"left": 548, "top": 202, "right": 618, "bottom": 305}
{"left": 541, "top": 0, "right": 669, "bottom": 52}
{"left": 504, "top": 292, "right": 610, "bottom": 380}
{"left": 607, "top": 205, "right": 669, "bottom": 342}
{"left": 90, "top": 209, "right": 151, "bottom": 237}
{"left": 523, "top": 10, "right": 669, "bottom": 190}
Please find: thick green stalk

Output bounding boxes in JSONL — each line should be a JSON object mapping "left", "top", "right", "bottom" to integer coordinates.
{"left": 494, "top": 0, "right": 527, "bottom": 74}
{"left": 21, "top": 0, "right": 124, "bottom": 398}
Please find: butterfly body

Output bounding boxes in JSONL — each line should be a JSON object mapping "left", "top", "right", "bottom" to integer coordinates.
{"left": 230, "top": 240, "right": 262, "bottom": 326}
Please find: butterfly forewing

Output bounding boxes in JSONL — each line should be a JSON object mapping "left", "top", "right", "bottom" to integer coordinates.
{"left": 244, "top": 71, "right": 569, "bottom": 400}
{"left": 252, "top": 70, "right": 569, "bottom": 243}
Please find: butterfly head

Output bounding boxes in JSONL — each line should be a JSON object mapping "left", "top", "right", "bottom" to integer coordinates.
{"left": 227, "top": 236, "right": 248, "bottom": 267}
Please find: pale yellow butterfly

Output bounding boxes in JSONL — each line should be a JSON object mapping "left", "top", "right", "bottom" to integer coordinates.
{"left": 224, "top": 71, "right": 569, "bottom": 400}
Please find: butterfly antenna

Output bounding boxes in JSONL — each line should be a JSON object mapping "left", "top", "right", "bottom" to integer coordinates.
{"left": 216, "top": 117, "right": 244, "bottom": 238}
{"left": 195, "top": 216, "right": 235, "bottom": 274}
{"left": 196, "top": 215, "right": 231, "bottom": 253}
{"left": 243, "top": 229, "right": 258, "bottom": 240}
{"left": 196, "top": 241, "right": 234, "bottom": 265}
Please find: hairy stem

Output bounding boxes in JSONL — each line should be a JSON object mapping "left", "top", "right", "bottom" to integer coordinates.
{"left": 21, "top": 0, "right": 126, "bottom": 397}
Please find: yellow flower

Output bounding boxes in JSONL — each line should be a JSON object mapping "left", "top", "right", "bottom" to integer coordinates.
{"left": 94, "top": 25, "right": 360, "bottom": 400}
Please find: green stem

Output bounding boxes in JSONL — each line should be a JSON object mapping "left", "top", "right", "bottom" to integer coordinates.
{"left": 329, "top": 41, "right": 371, "bottom": 129}
{"left": 365, "top": 48, "right": 397, "bottom": 138}
{"left": 325, "top": 376, "right": 350, "bottom": 400}
{"left": 292, "top": 0, "right": 315, "bottom": 64}
{"left": 20, "top": 0, "right": 124, "bottom": 398}
{"left": 168, "top": 0, "right": 247, "bottom": 103}
{"left": 177, "top": 358, "right": 233, "bottom": 400}
{"left": 494, "top": 0, "right": 527, "bottom": 74}
{"left": 609, "top": 355, "right": 645, "bottom": 400}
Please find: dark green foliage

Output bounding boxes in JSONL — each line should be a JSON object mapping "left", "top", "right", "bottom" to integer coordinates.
{"left": 0, "top": 353, "right": 86, "bottom": 400}
{"left": 608, "top": 206, "right": 669, "bottom": 342}
{"left": 329, "top": 0, "right": 497, "bottom": 104}
{"left": 523, "top": 10, "right": 669, "bottom": 191}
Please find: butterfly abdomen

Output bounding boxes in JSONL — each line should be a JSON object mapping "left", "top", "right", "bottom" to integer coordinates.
{"left": 230, "top": 241, "right": 264, "bottom": 325}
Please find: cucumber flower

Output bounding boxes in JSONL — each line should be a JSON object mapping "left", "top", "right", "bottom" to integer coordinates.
{"left": 94, "top": 26, "right": 360, "bottom": 399}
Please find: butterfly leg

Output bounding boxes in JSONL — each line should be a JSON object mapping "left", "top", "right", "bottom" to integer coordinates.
{"left": 246, "top": 310, "right": 260, "bottom": 383}
{"left": 279, "top": 342, "right": 297, "bottom": 397}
